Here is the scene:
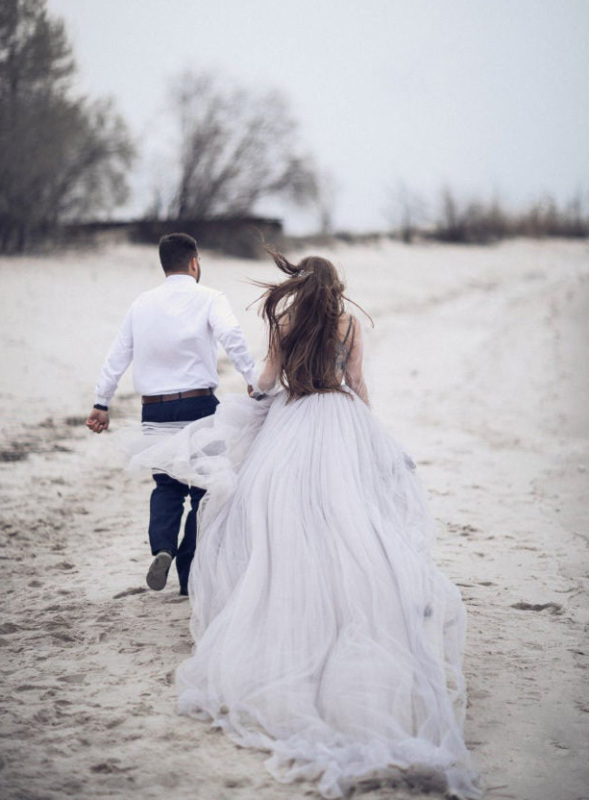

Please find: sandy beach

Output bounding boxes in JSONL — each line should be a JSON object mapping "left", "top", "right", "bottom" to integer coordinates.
{"left": 0, "top": 238, "right": 588, "bottom": 800}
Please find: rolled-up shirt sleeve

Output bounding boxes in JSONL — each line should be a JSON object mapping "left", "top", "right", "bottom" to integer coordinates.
{"left": 209, "top": 293, "right": 256, "bottom": 385}
{"left": 94, "top": 309, "right": 134, "bottom": 405}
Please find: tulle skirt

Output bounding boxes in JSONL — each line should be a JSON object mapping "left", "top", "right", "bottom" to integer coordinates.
{"left": 130, "top": 390, "right": 480, "bottom": 798}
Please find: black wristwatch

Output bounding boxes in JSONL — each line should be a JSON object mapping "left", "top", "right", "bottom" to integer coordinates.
{"left": 93, "top": 404, "right": 109, "bottom": 411}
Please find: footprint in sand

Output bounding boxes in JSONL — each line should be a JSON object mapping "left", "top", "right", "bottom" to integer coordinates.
{"left": 0, "top": 622, "right": 21, "bottom": 634}
{"left": 113, "top": 587, "right": 147, "bottom": 599}
{"left": 511, "top": 601, "right": 563, "bottom": 615}
{"left": 91, "top": 759, "right": 134, "bottom": 775}
{"left": 224, "top": 777, "right": 253, "bottom": 788}
{"left": 58, "top": 673, "right": 87, "bottom": 685}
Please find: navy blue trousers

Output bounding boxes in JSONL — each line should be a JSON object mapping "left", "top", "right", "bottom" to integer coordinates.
{"left": 141, "top": 395, "right": 219, "bottom": 592}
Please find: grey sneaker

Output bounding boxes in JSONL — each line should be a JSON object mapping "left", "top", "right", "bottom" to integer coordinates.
{"left": 146, "top": 550, "right": 173, "bottom": 591}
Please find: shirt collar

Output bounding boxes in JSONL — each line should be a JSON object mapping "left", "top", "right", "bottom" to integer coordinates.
{"left": 165, "top": 274, "right": 196, "bottom": 285}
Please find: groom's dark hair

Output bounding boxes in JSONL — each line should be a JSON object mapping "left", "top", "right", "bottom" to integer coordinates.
{"left": 159, "top": 233, "right": 198, "bottom": 273}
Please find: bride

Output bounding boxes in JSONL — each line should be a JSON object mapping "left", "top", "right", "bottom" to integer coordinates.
{"left": 131, "top": 249, "right": 480, "bottom": 799}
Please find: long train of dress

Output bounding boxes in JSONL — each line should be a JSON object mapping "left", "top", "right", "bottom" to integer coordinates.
{"left": 130, "top": 390, "right": 480, "bottom": 799}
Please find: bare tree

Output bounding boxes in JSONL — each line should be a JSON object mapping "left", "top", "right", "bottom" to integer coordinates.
{"left": 313, "top": 170, "right": 338, "bottom": 235}
{"left": 0, "top": 0, "right": 134, "bottom": 252}
{"left": 166, "top": 71, "right": 318, "bottom": 220}
{"left": 384, "top": 181, "right": 426, "bottom": 243}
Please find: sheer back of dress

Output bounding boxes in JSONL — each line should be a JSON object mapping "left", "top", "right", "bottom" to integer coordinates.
{"left": 257, "top": 312, "right": 368, "bottom": 404}
{"left": 335, "top": 314, "right": 354, "bottom": 378}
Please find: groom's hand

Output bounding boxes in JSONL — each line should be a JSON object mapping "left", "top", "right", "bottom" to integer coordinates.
{"left": 86, "top": 408, "right": 109, "bottom": 434}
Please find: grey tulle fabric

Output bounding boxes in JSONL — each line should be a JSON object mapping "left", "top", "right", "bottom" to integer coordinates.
{"left": 129, "top": 391, "right": 480, "bottom": 798}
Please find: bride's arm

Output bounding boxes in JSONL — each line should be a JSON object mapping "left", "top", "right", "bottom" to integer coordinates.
{"left": 258, "top": 335, "right": 282, "bottom": 393}
{"left": 345, "top": 318, "right": 369, "bottom": 405}
{"left": 257, "top": 313, "right": 292, "bottom": 393}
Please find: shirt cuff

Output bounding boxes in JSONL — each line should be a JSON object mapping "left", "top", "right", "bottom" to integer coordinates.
{"left": 243, "top": 368, "right": 258, "bottom": 387}
{"left": 94, "top": 394, "right": 110, "bottom": 407}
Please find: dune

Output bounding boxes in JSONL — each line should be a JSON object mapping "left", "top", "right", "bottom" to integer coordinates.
{"left": 0, "top": 238, "right": 587, "bottom": 799}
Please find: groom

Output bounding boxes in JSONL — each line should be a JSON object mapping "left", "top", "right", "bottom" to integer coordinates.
{"left": 86, "top": 233, "right": 256, "bottom": 595}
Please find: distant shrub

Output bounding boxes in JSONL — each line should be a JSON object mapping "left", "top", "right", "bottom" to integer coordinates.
{"left": 516, "top": 195, "right": 589, "bottom": 239}
{"left": 428, "top": 189, "right": 588, "bottom": 245}
{"left": 58, "top": 216, "right": 284, "bottom": 259}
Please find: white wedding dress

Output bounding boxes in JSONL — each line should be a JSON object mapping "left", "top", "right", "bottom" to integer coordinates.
{"left": 129, "top": 382, "right": 480, "bottom": 798}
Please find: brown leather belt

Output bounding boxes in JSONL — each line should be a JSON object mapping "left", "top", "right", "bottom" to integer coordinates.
{"left": 142, "top": 388, "right": 213, "bottom": 404}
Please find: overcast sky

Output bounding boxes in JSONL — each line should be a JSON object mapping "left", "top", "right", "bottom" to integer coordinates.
{"left": 46, "top": 0, "right": 589, "bottom": 233}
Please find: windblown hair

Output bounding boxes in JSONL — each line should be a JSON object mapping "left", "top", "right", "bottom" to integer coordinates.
{"left": 257, "top": 247, "right": 367, "bottom": 400}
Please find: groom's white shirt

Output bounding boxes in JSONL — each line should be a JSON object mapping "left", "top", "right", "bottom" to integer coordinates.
{"left": 95, "top": 274, "right": 256, "bottom": 406}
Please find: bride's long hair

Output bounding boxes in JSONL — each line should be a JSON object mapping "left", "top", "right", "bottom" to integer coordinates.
{"left": 255, "top": 247, "right": 369, "bottom": 400}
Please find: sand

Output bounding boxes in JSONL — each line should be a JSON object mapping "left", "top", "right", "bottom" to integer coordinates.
{"left": 0, "top": 238, "right": 588, "bottom": 800}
